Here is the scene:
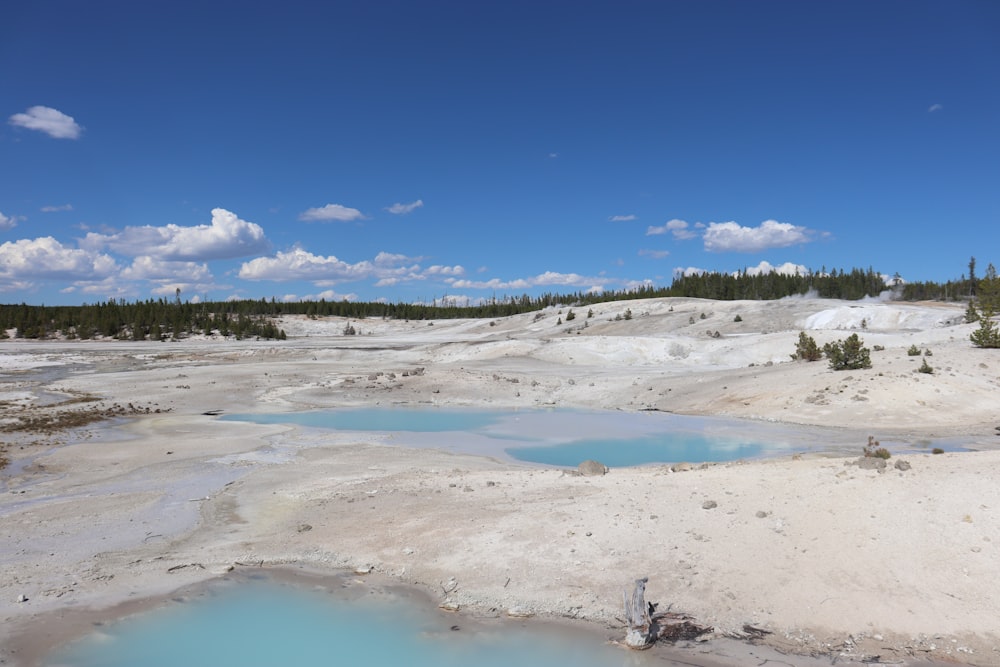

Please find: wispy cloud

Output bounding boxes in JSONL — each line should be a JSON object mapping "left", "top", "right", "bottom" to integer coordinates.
{"left": 299, "top": 203, "right": 365, "bottom": 222}
{"left": 703, "top": 219, "right": 813, "bottom": 253}
{"left": 8, "top": 106, "right": 83, "bottom": 139}
{"left": 928, "top": 103, "right": 943, "bottom": 113}
{"left": 448, "top": 270, "right": 608, "bottom": 291}
{"left": 646, "top": 218, "right": 698, "bottom": 240}
{"left": 81, "top": 208, "right": 270, "bottom": 261}
{"left": 638, "top": 249, "right": 670, "bottom": 259}
{"left": 0, "top": 211, "right": 22, "bottom": 231}
{"left": 385, "top": 199, "right": 424, "bottom": 215}
{"left": 609, "top": 214, "right": 636, "bottom": 222}
{"left": 41, "top": 204, "right": 73, "bottom": 213}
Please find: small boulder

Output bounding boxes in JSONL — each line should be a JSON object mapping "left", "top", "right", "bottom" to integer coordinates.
{"left": 578, "top": 460, "right": 608, "bottom": 476}
{"left": 702, "top": 500, "right": 718, "bottom": 510}
{"left": 856, "top": 457, "right": 887, "bottom": 471}
{"left": 894, "top": 459, "right": 912, "bottom": 471}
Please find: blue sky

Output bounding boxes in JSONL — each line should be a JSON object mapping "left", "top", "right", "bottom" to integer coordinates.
{"left": 2, "top": 1, "right": 998, "bottom": 306}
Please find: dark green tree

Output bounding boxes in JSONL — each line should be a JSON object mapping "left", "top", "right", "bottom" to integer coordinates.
{"left": 823, "top": 333, "right": 872, "bottom": 370}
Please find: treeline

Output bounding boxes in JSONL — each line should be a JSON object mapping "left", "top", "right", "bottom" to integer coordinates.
{"left": 0, "top": 299, "right": 287, "bottom": 341}
{"left": 0, "top": 265, "right": 983, "bottom": 341}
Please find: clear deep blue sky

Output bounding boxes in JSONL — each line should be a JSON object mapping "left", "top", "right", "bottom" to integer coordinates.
{"left": 2, "top": 1, "right": 998, "bottom": 306}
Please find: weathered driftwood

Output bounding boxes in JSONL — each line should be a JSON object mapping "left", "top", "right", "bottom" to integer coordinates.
{"left": 622, "top": 577, "right": 712, "bottom": 649}
{"left": 623, "top": 577, "right": 656, "bottom": 649}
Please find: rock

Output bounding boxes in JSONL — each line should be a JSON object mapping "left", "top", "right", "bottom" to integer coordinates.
{"left": 578, "top": 460, "right": 608, "bottom": 476}
{"left": 296, "top": 523, "right": 312, "bottom": 533}
{"left": 506, "top": 605, "right": 534, "bottom": 618}
{"left": 439, "top": 598, "right": 460, "bottom": 612}
{"left": 894, "top": 459, "right": 912, "bottom": 471}
{"left": 755, "top": 510, "right": 769, "bottom": 518}
{"left": 702, "top": 500, "right": 718, "bottom": 510}
{"left": 856, "top": 457, "right": 887, "bottom": 471}
{"left": 671, "top": 462, "right": 693, "bottom": 473}
{"left": 17, "top": 594, "right": 28, "bottom": 603}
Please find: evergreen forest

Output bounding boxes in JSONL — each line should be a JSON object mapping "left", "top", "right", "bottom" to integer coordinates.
{"left": 0, "top": 264, "right": 988, "bottom": 342}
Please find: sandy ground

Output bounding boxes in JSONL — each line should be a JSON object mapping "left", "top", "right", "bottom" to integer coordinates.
{"left": 2, "top": 295, "right": 999, "bottom": 665}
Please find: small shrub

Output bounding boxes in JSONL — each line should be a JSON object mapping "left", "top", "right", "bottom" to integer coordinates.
{"left": 924, "top": 348, "right": 933, "bottom": 356}
{"left": 688, "top": 316, "right": 695, "bottom": 324}
{"left": 587, "top": 308, "right": 594, "bottom": 319}
{"left": 343, "top": 322, "right": 357, "bottom": 336}
{"left": 565, "top": 309, "right": 576, "bottom": 321}
{"left": 792, "top": 332, "right": 822, "bottom": 362}
{"left": 932, "top": 447, "right": 945, "bottom": 455}
{"left": 873, "top": 344, "right": 885, "bottom": 351}
{"left": 864, "top": 435, "right": 891, "bottom": 459}
{"left": 907, "top": 344, "right": 921, "bottom": 356}
{"left": 733, "top": 314, "right": 742, "bottom": 322}
{"left": 699, "top": 312, "right": 707, "bottom": 320}
{"left": 623, "top": 309, "right": 633, "bottom": 321}
{"left": 556, "top": 317, "right": 562, "bottom": 325}
{"left": 918, "top": 358, "right": 934, "bottom": 374}
{"left": 824, "top": 333, "right": 872, "bottom": 370}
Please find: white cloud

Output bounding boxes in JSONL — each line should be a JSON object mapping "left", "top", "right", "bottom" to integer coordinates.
{"left": 703, "top": 219, "right": 811, "bottom": 253}
{"left": 240, "top": 248, "right": 375, "bottom": 282}
{"left": 928, "top": 103, "right": 943, "bottom": 113}
{"left": 741, "top": 260, "right": 808, "bottom": 276}
{"left": 449, "top": 270, "right": 607, "bottom": 291}
{"left": 120, "top": 256, "right": 212, "bottom": 282}
{"left": 646, "top": 218, "right": 697, "bottom": 240}
{"left": 609, "top": 214, "right": 636, "bottom": 222}
{"left": 385, "top": 199, "right": 424, "bottom": 215}
{"left": 8, "top": 106, "right": 83, "bottom": 139}
{"left": 0, "top": 237, "right": 118, "bottom": 286}
{"left": 548, "top": 152, "right": 558, "bottom": 159}
{"left": 82, "top": 208, "right": 269, "bottom": 261}
{"left": 298, "top": 203, "right": 365, "bottom": 222}
{"left": 41, "top": 204, "right": 73, "bottom": 213}
{"left": 424, "top": 264, "right": 465, "bottom": 276}
{"left": 674, "top": 266, "right": 708, "bottom": 278}
{"left": 639, "top": 249, "right": 670, "bottom": 259}
{"left": 0, "top": 211, "right": 22, "bottom": 231}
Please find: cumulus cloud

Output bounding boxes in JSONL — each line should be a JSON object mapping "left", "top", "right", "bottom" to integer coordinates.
{"left": 385, "top": 199, "right": 424, "bottom": 215}
{"left": 0, "top": 237, "right": 118, "bottom": 286}
{"left": 609, "top": 214, "right": 637, "bottom": 222}
{"left": 646, "top": 219, "right": 698, "bottom": 240}
{"left": 703, "top": 219, "right": 812, "bottom": 253}
{"left": 8, "top": 106, "right": 83, "bottom": 139}
{"left": 41, "top": 204, "right": 73, "bottom": 213}
{"left": 298, "top": 203, "right": 365, "bottom": 222}
{"left": 120, "top": 256, "right": 213, "bottom": 282}
{"left": 239, "top": 248, "right": 375, "bottom": 282}
{"left": 0, "top": 211, "right": 22, "bottom": 231}
{"left": 928, "top": 103, "right": 943, "bottom": 113}
{"left": 741, "top": 260, "right": 808, "bottom": 276}
{"left": 673, "top": 266, "right": 708, "bottom": 278}
{"left": 82, "top": 208, "right": 269, "bottom": 261}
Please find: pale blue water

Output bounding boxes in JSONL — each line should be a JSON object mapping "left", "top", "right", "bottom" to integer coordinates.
{"left": 222, "top": 407, "right": 834, "bottom": 466}
{"left": 506, "top": 433, "right": 764, "bottom": 467}
{"left": 220, "top": 407, "right": 972, "bottom": 467}
{"left": 46, "top": 577, "right": 656, "bottom": 667}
